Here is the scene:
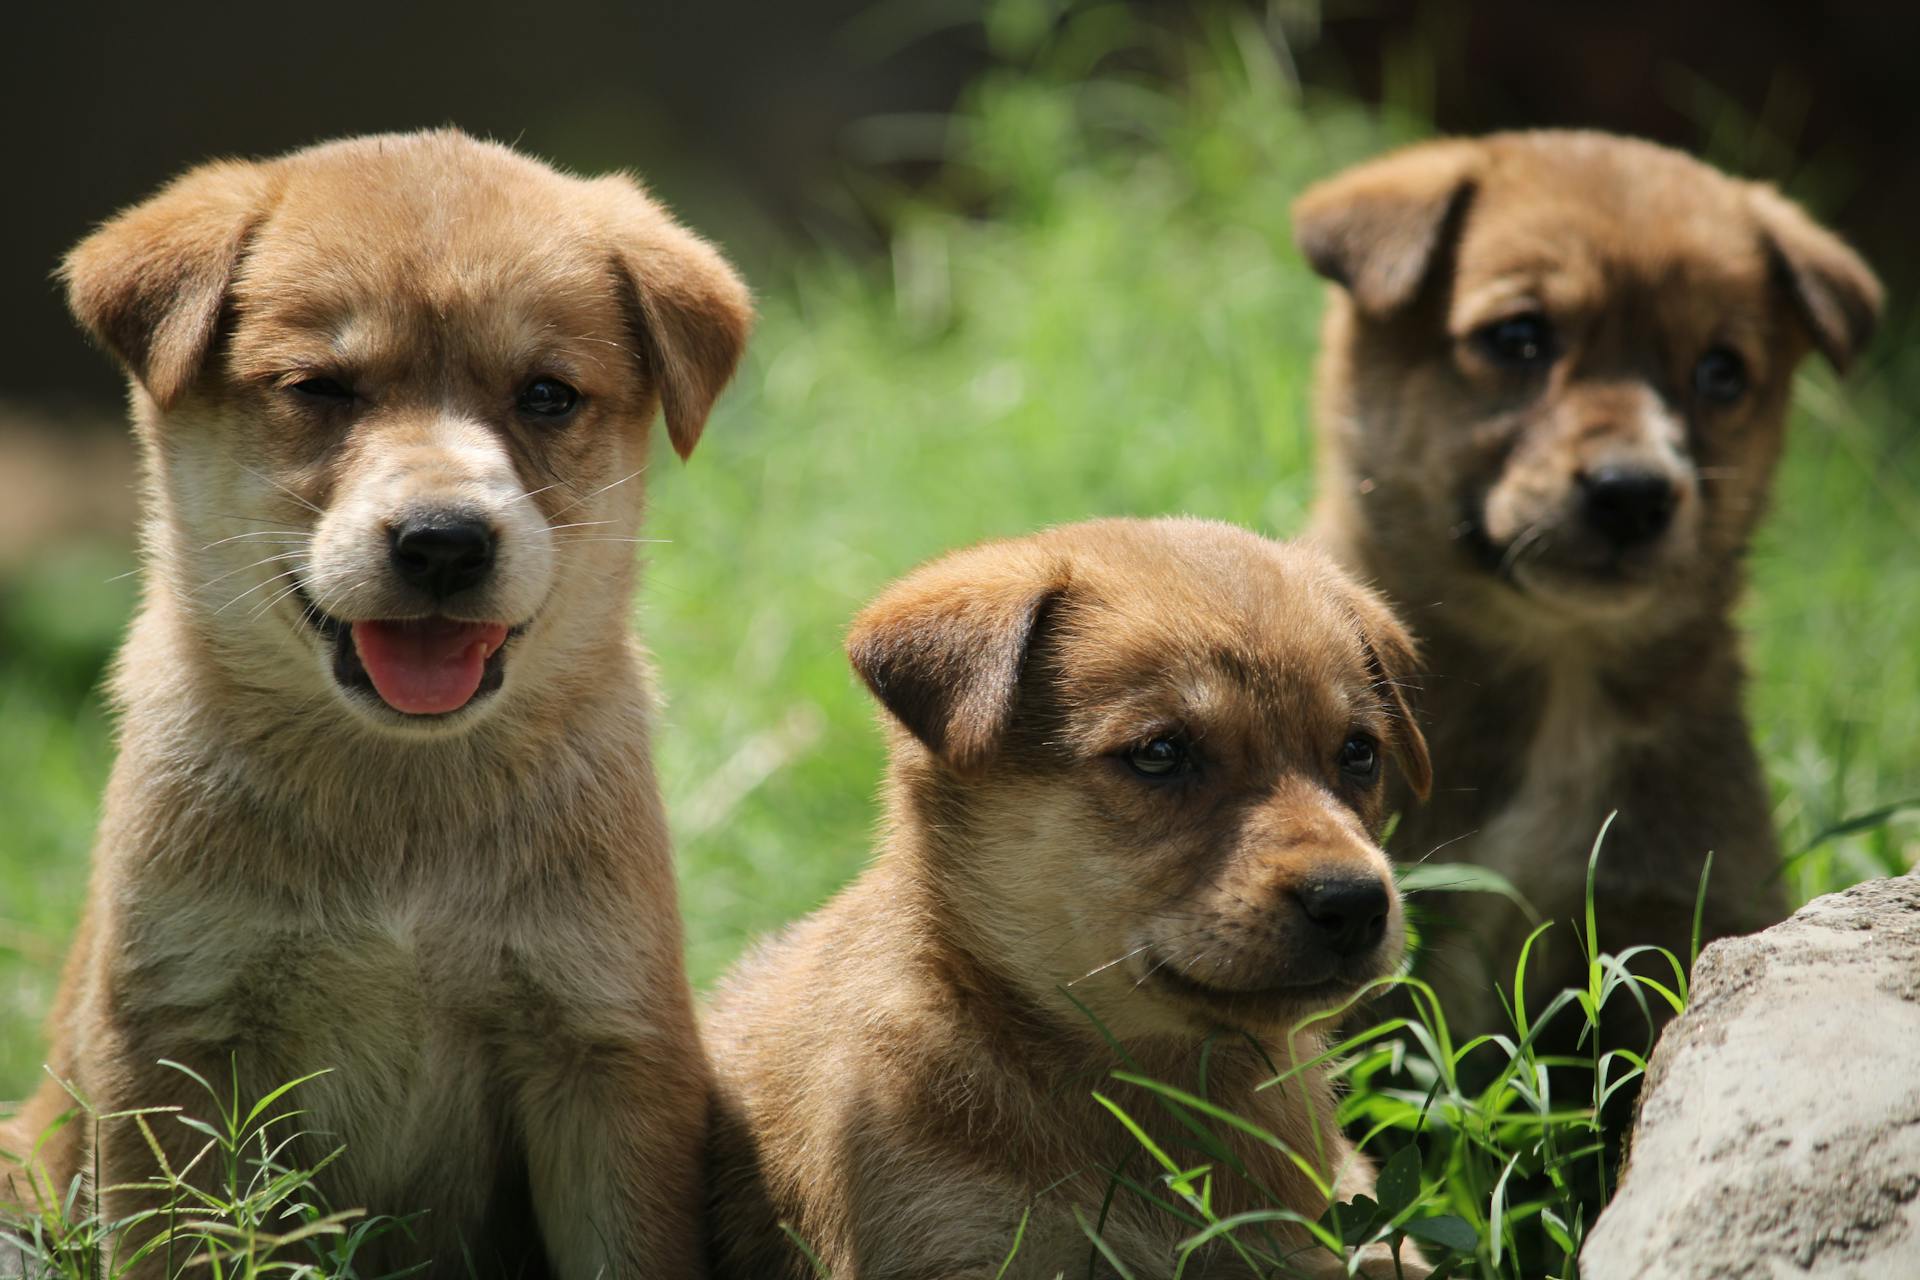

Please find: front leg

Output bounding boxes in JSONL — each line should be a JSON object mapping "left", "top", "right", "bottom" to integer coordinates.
{"left": 1322, "top": 1144, "right": 1432, "bottom": 1280}
{"left": 2, "top": 1076, "right": 86, "bottom": 1219}
{"left": 78, "top": 1047, "right": 272, "bottom": 1280}
{"left": 519, "top": 1024, "right": 710, "bottom": 1278}
{"left": 1350, "top": 1241, "right": 1433, "bottom": 1279}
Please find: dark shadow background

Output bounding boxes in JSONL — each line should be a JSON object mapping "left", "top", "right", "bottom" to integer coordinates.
{"left": 1, "top": 0, "right": 1912, "bottom": 411}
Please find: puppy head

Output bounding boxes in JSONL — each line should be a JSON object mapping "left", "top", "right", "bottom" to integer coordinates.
{"left": 1295, "top": 131, "right": 1882, "bottom": 640}
{"left": 848, "top": 518, "right": 1430, "bottom": 1039}
{"left": 64, "top": 129, "right": 751, "bottom": 734}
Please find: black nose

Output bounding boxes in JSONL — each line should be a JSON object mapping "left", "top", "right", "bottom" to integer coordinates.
{"left": 389, "top": 513, "right": 496, "bottom": 599}
{"left": 1580, "top": 467, "right": 1678, "bottom": 548}
{"left": 1296, "top": 876, "right": 1390, "bottom": 958}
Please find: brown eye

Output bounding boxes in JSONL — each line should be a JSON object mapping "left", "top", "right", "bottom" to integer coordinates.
{"left": 1339, "top": 734, "right": 1379, "bottom": 782}
{"left": 290, "top": 376, "right": 354, "bottom": 401}
{"left": 1694, "top": 347, "right": 1748, "bottom": 404}
{"left": 1474, "top": 313, "right": 1556, "bottom": 368}
{"left": 518, "top": 377, "right": 580, "bottom": 420}
{"left": 1125, "top": 738, "right": 1189, "bottom": 779}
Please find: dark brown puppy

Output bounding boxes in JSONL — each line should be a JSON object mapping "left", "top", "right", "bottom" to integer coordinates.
{"left": 0, "top": 130, "right": 750, "bottom": 1276}
{"left": 707, "top": 518, "right": 1434, "bottom": 1279}
{"left": 1293, "top": 131, "right": 1882, "bottom": 1038}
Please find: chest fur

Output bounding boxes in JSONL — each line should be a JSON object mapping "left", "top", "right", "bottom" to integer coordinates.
{"left": 1404, "top": 654, "right": 1637, "bottom": 895}
{"left": 98, "top": 871, "right": 618, "bottom": 1236}
{"left": 1477, "top": 664, "right": 1622, "bottom": 881}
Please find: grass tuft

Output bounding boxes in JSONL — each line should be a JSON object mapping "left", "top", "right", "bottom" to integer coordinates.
{"left": 2, "top": 1063, "right": 418, "bottom": 1280}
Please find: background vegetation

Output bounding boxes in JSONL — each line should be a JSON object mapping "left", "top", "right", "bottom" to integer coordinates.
{"left": 3, "top": 4, "right": 1915, "bottom": 1274}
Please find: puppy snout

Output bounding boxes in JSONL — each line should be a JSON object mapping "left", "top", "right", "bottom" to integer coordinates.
{"left": 1293, "top": 874, "right": 1390, "bottom": 959}
{"left": 389, "top": 511, "right": 497, "bottom": 600}
{"left": 1578, "top": 465, "right": 1678, "bottom": 549}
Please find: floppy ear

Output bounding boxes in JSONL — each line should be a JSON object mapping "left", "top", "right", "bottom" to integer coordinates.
{"left": 1341, "top": 582, "right": 1433, "bottom": 801}
{"left": 846, "top": 545, "right": 1066, "bottom": 776}
{"left": 1291, "top": 140, "right": 1480, "bottom": 316}
{"left": 61, "top": 159, "right": 272, "bottom": 409}
{"left": 599, "top": 176, "right": 754, "bottom": 460}
{"left": 1748, "top": 185, "right": 1884, "bottom": 373}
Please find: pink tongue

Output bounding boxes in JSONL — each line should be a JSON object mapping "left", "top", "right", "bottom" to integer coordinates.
{"left": 352, "top": 619, "right": 510, "bottom": 715}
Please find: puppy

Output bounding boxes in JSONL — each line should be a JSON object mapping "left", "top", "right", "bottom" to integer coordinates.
{"left": 706, "top": 518, "right": 1434, "bottom": 1279}
{"left": 1292, "top": 131, "right": 1883, "bottom": 1039}
{"left": 0, "top": 130, "right": 750, "bottom": 1276}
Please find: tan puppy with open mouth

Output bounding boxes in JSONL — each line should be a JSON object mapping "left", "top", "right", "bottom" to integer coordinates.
{"left": 706, "top": 518, "right": 1434, "bottom": 1279}
{"left": 0, "top": 129, "right": 750, "bottom": 1276}
{"left": 1292, "top": 131, "right": 1883, "bottom": 1040}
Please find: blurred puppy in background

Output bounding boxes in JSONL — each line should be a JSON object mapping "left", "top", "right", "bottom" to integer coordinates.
{"left": 707, "top": 518, "right": 1434, "bottom": 1279}
{"left": 1293, "top": 130, "right": 1882, "bottom": 1040}
{"left": 0, "top": 129, "right": 750, "bottom": 1276}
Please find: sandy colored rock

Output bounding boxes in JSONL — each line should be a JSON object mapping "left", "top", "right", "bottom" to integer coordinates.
{"left": 1583, "top": 875, "right": 1920, "bottom": 1278}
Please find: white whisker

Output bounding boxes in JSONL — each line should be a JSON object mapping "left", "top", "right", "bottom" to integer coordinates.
{"left": 509, "top": 480, "right": 570, "bottom": 507}
{"left": 308, "top": 578, "right": 370, "bottom": 626}
{"left": 200, "top": 530, "right": 313, "bottom": 551}
{"left": 1131, "top": 949, "right": 1183, "bottom": 992}
{"left": 545, "top": 466, "right": 647, "bottom": 520}
{"left": 208, "top": 514, "right": 313, "bottom": 530}
{"left": 1409, "top": 827, "right": 1482, "bottom": 867}
{"left": 213, "top": 569, "right": 301, "bottom": 616}
{"left": 196, "top": 552, "right": 310, "bottom": 594}
{"left": 237, "top": 464, "right": 324, "bottom": 516}
{"left": 249, "top": 576, "right": 311, "bottom": 621}
{"left": 1067, "top": 941, "right": 1158, "bottom": 988}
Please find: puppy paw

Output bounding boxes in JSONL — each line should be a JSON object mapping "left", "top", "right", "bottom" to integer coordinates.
{"left": 1351, "top": 1241, "right": 1432, "bottom": 1279}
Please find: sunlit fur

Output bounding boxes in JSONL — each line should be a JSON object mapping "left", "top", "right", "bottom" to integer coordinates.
{"left": 1, "top": 129, "right": 752, "bottom": 1276}
{"left": 707, "top": 518, "right": 1434, "bottom": 1279}
{"left": 1294, "top": 130, "right": 1882, "bottom": 1034}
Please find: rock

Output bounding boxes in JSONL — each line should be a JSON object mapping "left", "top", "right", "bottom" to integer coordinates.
{"left": 1582, "top": 875, "right": 1920, "bottom": 1278}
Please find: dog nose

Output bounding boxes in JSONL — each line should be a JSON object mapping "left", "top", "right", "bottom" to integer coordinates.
{"left": 389, "top": 513, "right": 496, "bottom": 599}
{"left": 1580, "top": 467, "right": 1678, "bottom": 548}
{"left": 1295, "top": 875, "right": 1390, "bottom": 958}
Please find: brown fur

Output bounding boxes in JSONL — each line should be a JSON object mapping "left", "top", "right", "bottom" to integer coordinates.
{"left": 0, "top": 129, "right": 752, "bottom": 1276}
{"left": 706, "top": 518, "right": 1434, "bottom": 1279}
{"left": 1293, "top": 130, "right": 1883, "bottom": 1037}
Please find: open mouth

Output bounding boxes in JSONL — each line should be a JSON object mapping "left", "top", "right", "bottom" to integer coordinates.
{"left": 293, "top": 585, "right": 519, "bottom": 717}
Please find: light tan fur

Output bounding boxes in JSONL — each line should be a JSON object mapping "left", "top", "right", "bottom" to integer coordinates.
{"left": 706, "top": 518, "right": 1434, "bottom": 1279}
{"left": 1293, "top": 130, "right": 1883, "bottom": 1038}
{"left": 0, "top": 129, "right": 752, "bottom": 1277}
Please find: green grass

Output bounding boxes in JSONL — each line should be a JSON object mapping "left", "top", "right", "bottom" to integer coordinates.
{"left": 3, "top": 6, "right": 1916, "bottom": 1276}
{"left": 4, "top": 1065, "right": 418, "bottom": 1280}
